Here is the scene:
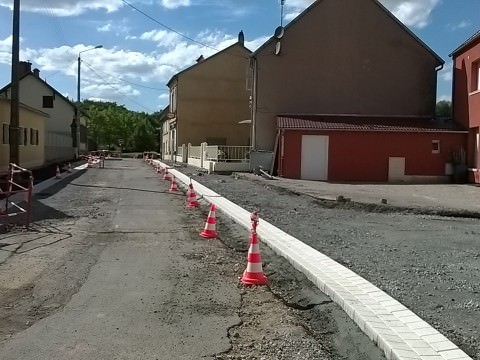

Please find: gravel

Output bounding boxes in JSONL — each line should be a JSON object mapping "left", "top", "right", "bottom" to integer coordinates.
{"left": 179, "top": 169, "right": 480, "bottom": 360}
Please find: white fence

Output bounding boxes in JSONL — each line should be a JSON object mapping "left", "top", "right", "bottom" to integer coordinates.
{"left": 174, "top": 143, "right": 252, "bottom": 172}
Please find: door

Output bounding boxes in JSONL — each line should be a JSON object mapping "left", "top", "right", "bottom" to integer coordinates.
{"left": 388, "top": 157, "right": 405, "bottom": 182}
{"left": 301, "top": 135, "right": 329, "bottom": 180}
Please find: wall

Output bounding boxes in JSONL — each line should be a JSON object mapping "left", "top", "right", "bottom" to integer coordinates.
{"left": 452, "top": 40, "right": 480, "bottom": 167}
{"left": 18, "top": 75, "right": 75, "bottom": 163}
{"left": 280, "top": 130, "right": 467, "bottom": 182}
{"left": 254, "top": 0, "right": 441, "bottom": 151}
{"left": 0, "top": 100, "right": 46, "bottom": 173}
{"left": 176, "top": 43, "right": 251, "bottom": 147}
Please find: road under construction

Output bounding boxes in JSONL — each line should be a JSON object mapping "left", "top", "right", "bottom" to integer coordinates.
{"left": 0, "top": 158, "right": 478, "bottom": 360}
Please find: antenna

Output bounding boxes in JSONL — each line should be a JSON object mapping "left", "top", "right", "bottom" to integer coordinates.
{"left": 280, "top": 0, "right": 285, "bottom": 27}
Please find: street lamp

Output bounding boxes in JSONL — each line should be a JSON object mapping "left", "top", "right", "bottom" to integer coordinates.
{"left": 76, "top": 45, "right": 102, "bottom": 158}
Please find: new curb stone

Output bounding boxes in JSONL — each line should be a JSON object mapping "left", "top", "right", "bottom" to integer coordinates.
{"left": 153, "top": 160, "right": 472, "bottom": 360}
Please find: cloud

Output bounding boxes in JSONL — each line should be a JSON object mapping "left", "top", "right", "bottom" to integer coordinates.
{"left": 447, "top": 20, "right": 472, "bottom": 31}
{"left": 440, "top": 68, "right": 452, "bottom": 82}
{"left": 0, "top": 0, "right": 124, "bottom": 16}
{"left": 139, "top": 30, "right": 182, "bottom": 48}
{"left": 0, "top": 29, "right": 266, "bottom": 107}
{"left": 160, "top": 0, "right": 190, "bottom": 10}
{"left": 283, "top": 0, "right": 440, "bottom": 29}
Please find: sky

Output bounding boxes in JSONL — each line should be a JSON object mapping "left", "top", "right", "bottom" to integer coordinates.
{"left": 0, "top": 0, "right": 479, "bottom": 114}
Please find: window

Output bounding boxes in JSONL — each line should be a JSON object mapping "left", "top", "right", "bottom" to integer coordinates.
{"left": 2, "top": 123, "right": 9, "bottom": 144}
{"left": 432, "top": 140, "right": 440, "bottom": 154}
{"left": 472, "top": 60, "right": 480, "bottom": 92}
{"left": 42, "top": 95, "right": 54, "bottom": 108}
{"left": 30, "top": 128, "right": 34, "bottom": 145}
{"left": 169, "top": 86, "right": 177, "bottom": 113}
{"left": 19, "top": 127, "right": 24, "bottom": 145}
{"left": 23, "top": 127, "right": 28, "bottom": 146}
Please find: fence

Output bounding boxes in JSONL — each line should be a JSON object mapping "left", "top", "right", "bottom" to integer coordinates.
{"left": 0, "top": 163, "right": 34, "bottom": 230}
{"left": 204, "top": 145, "right": 250, "bottom": 162}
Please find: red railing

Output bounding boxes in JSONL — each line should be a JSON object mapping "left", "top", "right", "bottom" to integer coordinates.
{"left": 0, "top": 163, "right": 33, "bottom": 230}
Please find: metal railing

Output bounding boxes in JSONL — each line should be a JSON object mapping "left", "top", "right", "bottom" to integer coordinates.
{"left": 0, "top": 163, "right": 34, "bottom": 230}
{"left": 205, "top": 145, "right": 251, "bottom": 162}
{"left": 189, "top": 145, "right": 202, "bottom": 159}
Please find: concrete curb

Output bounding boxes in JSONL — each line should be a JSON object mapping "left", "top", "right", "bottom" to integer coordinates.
{"left": 153, "top": 160, "right": 472, "bottom": 360}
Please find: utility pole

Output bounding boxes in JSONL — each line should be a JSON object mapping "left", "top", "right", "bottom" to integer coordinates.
{"left": 9, "top": 0, "right": 20, "bottom": 165}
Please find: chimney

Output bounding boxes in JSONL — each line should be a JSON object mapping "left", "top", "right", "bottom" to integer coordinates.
{"left": 33, "top": 68, "right": 40, "bottom": 77}
{"left": 18, "top": 61, "right": 32, "bottom": 76}
{"left": 196, "top": 55, "right": 204, "bottom": 63}
{"left": 238, "top": 30, "right": 244, "bottom": 45}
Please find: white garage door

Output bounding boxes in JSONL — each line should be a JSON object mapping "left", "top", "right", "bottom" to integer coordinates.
{"left": 301, "top": 135, "right": 329, "bottom": 181}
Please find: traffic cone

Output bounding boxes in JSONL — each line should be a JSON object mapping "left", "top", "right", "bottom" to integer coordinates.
{"left": 156, "top": 165, "right": 161, "bottom": 174}
{"left": 241, "top": 229, "right": 268, "bottom": 285}
{"left": 186, "top": 183, "right": 200, "bottom": 208}
{"left": 168, "top": 176, "right": 179, "bottom": 192}
{"left": 200, "top": 204, "right": 218, "bottom": 239}
{"left": 55, "top": 165, "right": 61, "bottom": 179}
{"left": 163, "top": 168, "right": 171, "bottom": 181}
{"left": 67, "top": 163, "right": 72, "bottom": 173}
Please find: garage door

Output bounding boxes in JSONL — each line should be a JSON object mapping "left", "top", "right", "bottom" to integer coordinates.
{"left": 301, "top": 135, "right": 329, "bottom": 180}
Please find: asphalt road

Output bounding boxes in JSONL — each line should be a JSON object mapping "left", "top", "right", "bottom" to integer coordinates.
{"left": 0, "top": 160, "right": 240, "bottom": 359}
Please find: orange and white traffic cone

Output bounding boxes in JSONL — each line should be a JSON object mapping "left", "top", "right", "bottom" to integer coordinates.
{"left": 156, "top": 165, "right": 161, "bottom": 174}
{"left": 186, "top": 183, "right": 200, "bottom": 208}
{"left": 168, "top": 176, "right": 179, "bottom": 192}
{"left": 55, "top": 165, "right": 61, "bottom": 179}
{"left": 241, "top": 229, "right": 268, "bottom": 285}
{"left": 163, "top": 168, "right": 171, "bottom": 181}
{"left": 241, "top": 211, "right": 268, "bottom": 285}
{"left": 200, "top": 204, "right": 218, "bottom": 239}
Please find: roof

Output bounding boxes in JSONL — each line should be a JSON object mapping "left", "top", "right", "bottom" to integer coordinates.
{"left": 277, "top": 115, "right": 468, "bottom": 133}
{"left": 252, "top": 0, "right": 443, "bottom": 65}
{"left": 0, "top": 72, "right": 77, "bottom": 111}
{"left": 166, "top": 42, "right": 251, "bottom": 87}
{"left": 449, "top": 30, "right": 480, "bottom": 58}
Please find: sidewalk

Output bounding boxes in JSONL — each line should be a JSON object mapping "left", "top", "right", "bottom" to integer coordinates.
{"left": 235, "top": 173, "right": 480, "bottom": 215}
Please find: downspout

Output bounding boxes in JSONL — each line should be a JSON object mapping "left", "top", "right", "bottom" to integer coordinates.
{"left": 251, "top": 56, "right": 258, "bottom": 150}
{"left": 434, "top": 63, "right": 444, "bottom": 119}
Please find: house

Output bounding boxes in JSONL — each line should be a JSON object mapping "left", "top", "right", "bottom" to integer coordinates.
{"left": 163, "top": 32, "right": 251, "bottom": 161}
{"left": 0, "top": 61, "right": 86, "bottom": 166}
{"left": 450, "top": 30, "right": 480, "bottom": 182}
{"left": 250, "top": 0, "right": 468, "bottom": 182}
{"left": 0, "top": 98, "right": 47, "bottom": 174}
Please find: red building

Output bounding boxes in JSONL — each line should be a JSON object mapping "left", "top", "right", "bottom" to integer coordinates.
{"left": 277, "top": 115, "right": 467, "bottom": 182}
{"left": 451, "top": 30, "right": 480, "bottom": 182}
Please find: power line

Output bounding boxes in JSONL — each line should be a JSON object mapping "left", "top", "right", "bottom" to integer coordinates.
{"left": 81, "top": 61, "right": 155, "bottom": 113}
{"left": 81, "top": 62, "right": 169, "bottom": 92}
{"left": 120, "top": 0, "right": 218, "bottom": 51}
{"left": 119, "top": 0, "right": 251, "bottom": 61}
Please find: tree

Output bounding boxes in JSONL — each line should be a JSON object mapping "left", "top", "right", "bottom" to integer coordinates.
{"left": 82, "top": 100, "right": 161, "bottom": 152}
{"left": 436, "top": 100, "right": 452, "bottom": 119}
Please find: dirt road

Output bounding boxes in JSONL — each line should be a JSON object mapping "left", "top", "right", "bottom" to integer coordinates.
{"left": 0, "top": 159, "right": 383, "bottom": 359}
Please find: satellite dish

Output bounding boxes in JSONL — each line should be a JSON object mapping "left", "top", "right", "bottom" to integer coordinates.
{"left": 274, "top": 26, "right": 284, "bottom": 39}
{"left": 274, "top": 41, "right": 281, "bottom": 55}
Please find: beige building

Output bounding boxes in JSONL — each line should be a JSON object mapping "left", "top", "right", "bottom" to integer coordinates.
{"left": 0, "top": 99, "right": 47, "bottom": 174}
{"left": 0, "top": 62, "right": 84, "bottom": 164}
{"left": 163, "top": 34, "right": 251, "bottom": 159}
{"left": 251, "top": 0, "right": 444, "bottom": 151}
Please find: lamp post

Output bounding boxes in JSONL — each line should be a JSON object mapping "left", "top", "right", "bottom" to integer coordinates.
{"left": 76, "top": 45, "right": 102, "bottom": 158}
